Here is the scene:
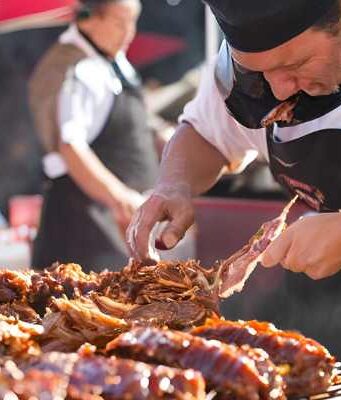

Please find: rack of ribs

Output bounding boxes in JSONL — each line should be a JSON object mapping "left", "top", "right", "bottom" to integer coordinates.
{"left": 107, "top": 327, "right": 285, "bottom": 400}
{"left": 1, "top": 345, "right": 206, "bottom": 400}
{"left": 191, "top": 318, "right": 336, "bottom": 396}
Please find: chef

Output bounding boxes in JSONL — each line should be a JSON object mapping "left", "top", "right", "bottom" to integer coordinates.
{"left": 29, "top": 0, "right": 159, "bottom": 271}
{"left": 127, "top": 0, "right": 341, "bottom": 354}
{"left": 128, "top": 0, "right": 341, "bottom": 279}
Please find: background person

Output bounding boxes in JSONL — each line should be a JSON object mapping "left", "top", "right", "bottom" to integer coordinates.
{"left": 29, "top": 0, "right": 160, "bottom": 271}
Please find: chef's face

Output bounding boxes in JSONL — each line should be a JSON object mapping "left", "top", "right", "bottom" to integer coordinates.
{"left": 231, "top": 26, "right": 341, "bottom": 101}
{"left": 93, "top": 0, "right": 140, "bottom": 56}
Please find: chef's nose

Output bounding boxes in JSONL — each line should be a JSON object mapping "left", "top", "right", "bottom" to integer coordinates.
{"left": 264, "top": 70, "right": 299, "bottom": 101}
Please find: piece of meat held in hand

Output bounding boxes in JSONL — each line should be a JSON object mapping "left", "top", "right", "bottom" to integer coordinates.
{"left": 107, "top": 327, "right": 285, "bottom": 400}
{"left": 216, "top": 196, "right": 297, "bottom": 299}
{"left": 191, "top": 319, "right": 336, "bottom": 396}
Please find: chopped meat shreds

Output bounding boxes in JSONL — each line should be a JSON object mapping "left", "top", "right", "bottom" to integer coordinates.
{"left": 0, "top": 302, "right": 41, "bottom": 324}
{"left": 0, "top": 260, "right": 218, "bottom": 326}
{"left": 126, "top": 301, "right": 214, "bottom": 329}
{"left": 40, "top": 311, "right": 86, "bottom": 353}
{"left": 46, "top": 263, "right": 104, "bottom": 294}
{"left": 107, "top": 327, "right": 285, "bottom": 400}
{"left": 0, "top": 264, "right": 107, "bottom": 313}
{"left": 91, "top": 293, "right": 136, "bottom": 319}
{"left": 41, "top": 296, "right": 215, "bottom": 351}
{"left": 105, "top": 259, "right": 217, "bottom": 309}
{"left": 0, "top": 315, "right": 43, "bottom": 359}
{"left": 51, "top": 297, "right": 128, "bottom": 331}
{"left": 41, "top": 297, "right": 129, "bottom": 351}
{"left": 29, "top": 263, "right": 105, "bottom": 313}
{"left": 0, "top": 271, "right": 32, "bottom": 303}
{"left": 192, "top": 318, "right": 336, "bottom": 396}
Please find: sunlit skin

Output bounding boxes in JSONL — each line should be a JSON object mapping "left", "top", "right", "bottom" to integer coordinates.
{"left": 78, "top": 0, "right": 141, "bottom": 59}
{"left": 231, "top": 27, "right": 341, "bottom": 100}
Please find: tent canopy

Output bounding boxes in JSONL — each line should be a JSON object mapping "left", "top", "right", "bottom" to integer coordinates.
{"left": 0, "top": 0, "right": 77, "bottom": 33}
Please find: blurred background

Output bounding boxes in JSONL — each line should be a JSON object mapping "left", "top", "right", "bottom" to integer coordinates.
{"left": 0, "top": 0, "right": 284, "bottom": 264}
{"left": 2, "top": 0, "right": 338, "bottom": 359}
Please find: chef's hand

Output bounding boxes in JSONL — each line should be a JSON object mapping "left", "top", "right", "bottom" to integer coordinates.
{"left": 112, "top": 188, "right": 145, "bottom": 238}
{"left": 126, "top": 184, "right": 194, "bottom": 264}
{"left": 262, "top": 212, "right": 341, "bottom": 279}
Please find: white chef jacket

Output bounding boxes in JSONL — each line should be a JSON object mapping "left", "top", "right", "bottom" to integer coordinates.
{"left": 179, "top": 40, "right": 341, "bottom": 173}
{"left": 43, "top": 24, "right": 122, "bottom": 179}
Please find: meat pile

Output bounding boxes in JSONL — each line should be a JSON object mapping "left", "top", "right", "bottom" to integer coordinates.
{"left": 0, "top": 199, "right": 337, "bottom": 399}
{"left": 0, "top": 261, "right": 219, "bottom": 352}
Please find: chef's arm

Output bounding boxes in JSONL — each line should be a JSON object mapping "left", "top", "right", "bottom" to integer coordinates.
{"left": 156, "top": 122, "right": 228, "bottom": 196}
{"left": 126, "top": 122, "right": 228, "bottom": 262}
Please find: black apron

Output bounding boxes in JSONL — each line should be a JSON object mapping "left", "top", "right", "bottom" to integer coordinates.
{"left": 32, "top": 60, "right": 159, "bottom": 272}
{"left": 222, "top": 51, "right": 341, "bottom": 357}
{"left": 265, "top": 103, "right": 341, "bottom": 357}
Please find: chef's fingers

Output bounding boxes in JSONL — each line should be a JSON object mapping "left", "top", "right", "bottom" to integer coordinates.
{"left": 261, "top": 231, "right": 292, "bottom": 268}
{"left": 159, "top": 204, "right": 195, "bottom": 250}
{"left": 126, "top": 195, "right": 166, "bottom": 263}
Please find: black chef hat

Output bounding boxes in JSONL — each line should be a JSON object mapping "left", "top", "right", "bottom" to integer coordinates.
{"left": 205, "top": 0, "right": 337, "bottom": 52}
{"left": 77, "top": 0, "right": 139, "bottom": 19}
{"left": 79, "top": 0, "right": 117, "bottom": 7}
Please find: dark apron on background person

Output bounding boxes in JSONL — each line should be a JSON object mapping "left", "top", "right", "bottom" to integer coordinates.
{"left": 32, "top": 60, "right": 159, "bottom": 272}
{"left": 223, "top": 51, "right": 341, "bottom": 356}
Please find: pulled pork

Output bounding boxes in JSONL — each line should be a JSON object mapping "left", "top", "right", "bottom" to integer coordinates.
{"left": 0, "top": 315, "right": 43, "bottom": 359}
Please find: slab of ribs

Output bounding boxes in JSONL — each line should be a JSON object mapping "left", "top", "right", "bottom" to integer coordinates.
{"left": 0, "top": 198, "right": 337, "bottom": 399}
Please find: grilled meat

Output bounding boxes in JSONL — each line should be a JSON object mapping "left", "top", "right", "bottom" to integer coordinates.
{"left": 102, "top": 259, "right": 219, "bottom": 312}
{"left": 2, "top": 345, "right": 206, "bottom": 400}
{"left": 0, "top": 270, "right": 32, "bottom": 303}
{"left": 41, "top": 297, "right": 129, "bottom": 352}
{"left": 107, "top": 327, "right": 285, "bottom": 400}
{"left": 0, "top": 199, "right": 336, "bottom": 399}
{"left": 191, "top": 318, "right": 336, "bottom": 396}
{"left": 0, "top": 315, "right": 43, "bottom": 359}
{"left": 0, "top": 301, "right": 41, "bottom": 324}
{"left": 126, "top": 301, "right": 212, "bottom": 329}
{"left": 0, "top": 260, "right": 218, "bottom": 327}
{"left": 69, "top": 352, "right": 206, "bottom": 399}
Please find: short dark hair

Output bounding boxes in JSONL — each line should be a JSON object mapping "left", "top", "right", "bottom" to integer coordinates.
{"left": 312, "top": 0, "right": 341, "bottom": 35}
{"left": 76, "top": 0, "right": 140, "bottom": 20}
